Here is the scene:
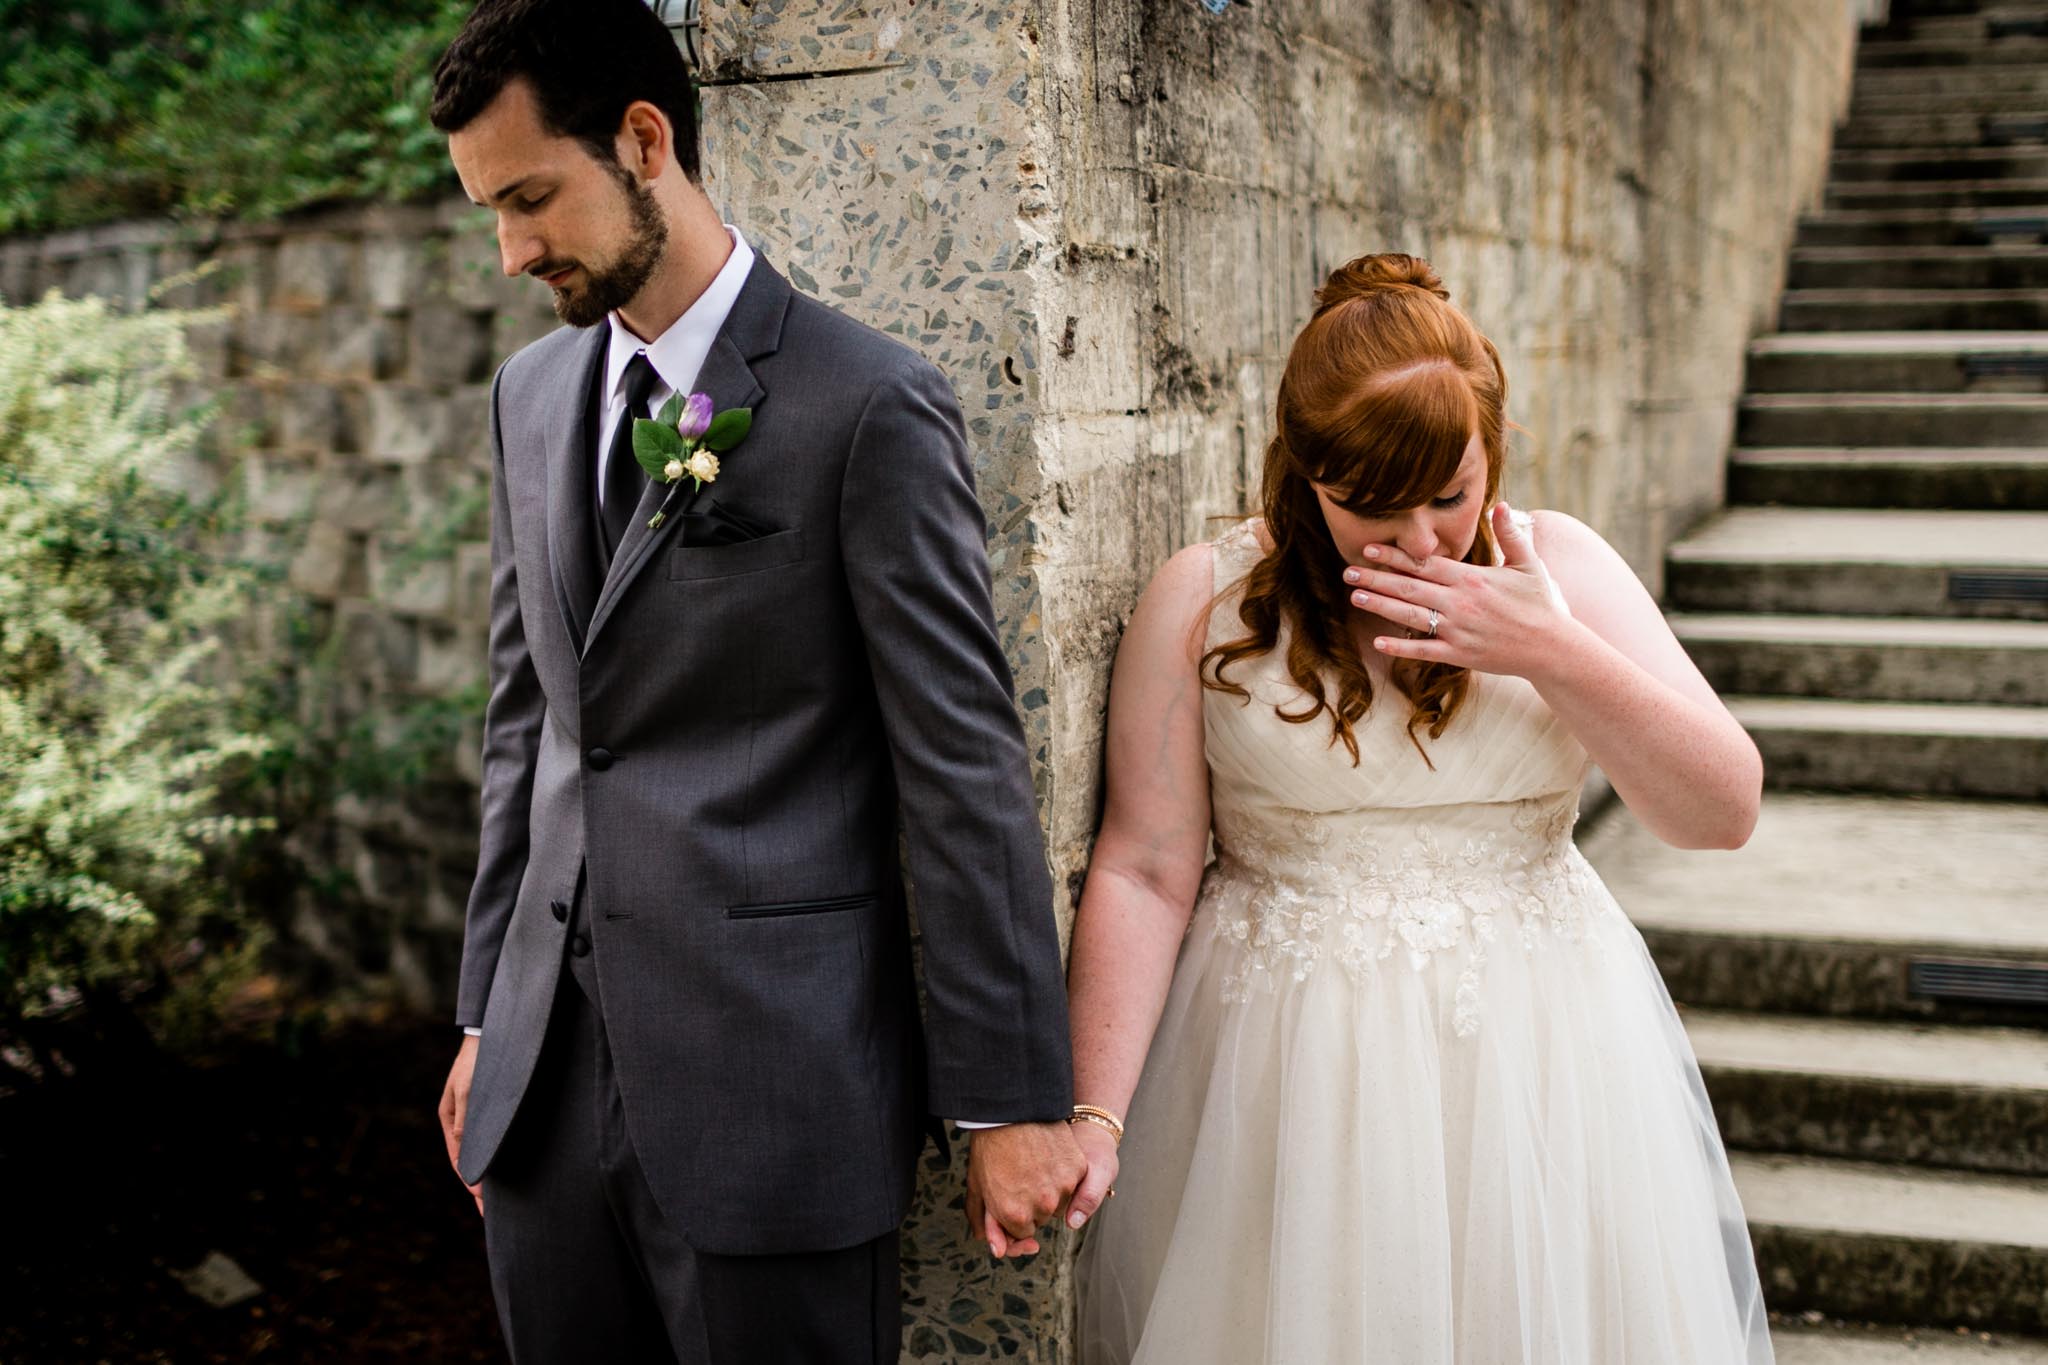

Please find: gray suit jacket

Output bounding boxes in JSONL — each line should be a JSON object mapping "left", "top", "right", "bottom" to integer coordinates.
{"left": 452, "top": 255, "right": 1073, "bottom": 1255}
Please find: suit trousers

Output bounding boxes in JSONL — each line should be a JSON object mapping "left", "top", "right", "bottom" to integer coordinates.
{"left": 481, "top": 966, "right": 901, "bottom": 1365}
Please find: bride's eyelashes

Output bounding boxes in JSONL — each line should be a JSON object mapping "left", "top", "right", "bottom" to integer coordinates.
{"left": 1430, "top": 490, "right": 1468, "bottom": 510}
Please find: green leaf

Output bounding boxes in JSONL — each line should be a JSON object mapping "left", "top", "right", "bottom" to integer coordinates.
{"left": 655, "top": 391, "right": 683, "bottom": 427}
{"left": 632, "top": 418, "right": 685, "bottom": 477}
{"left": 703, "top": 407, "right": 752, "bottom": 453}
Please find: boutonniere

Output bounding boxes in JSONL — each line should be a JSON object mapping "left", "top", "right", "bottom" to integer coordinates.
{"left": 633, "top": 391, "right": 753, "bottom": 529}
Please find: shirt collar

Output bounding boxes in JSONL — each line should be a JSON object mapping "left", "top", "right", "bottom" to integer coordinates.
{"left": 603, "top": 225, "right": 756, "bottom": 405}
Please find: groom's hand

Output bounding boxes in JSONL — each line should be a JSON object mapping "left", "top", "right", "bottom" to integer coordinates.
{"left": 963, "top": 1122, "right": 1087, "bottom": 1257}
{"left": 438, "top": 1035, "right": 484, "bottom": 1216}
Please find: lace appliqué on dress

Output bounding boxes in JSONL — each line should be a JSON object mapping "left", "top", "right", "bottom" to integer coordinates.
{"left": 1205, "top": 797, "right": 1611, "bottom": 1037}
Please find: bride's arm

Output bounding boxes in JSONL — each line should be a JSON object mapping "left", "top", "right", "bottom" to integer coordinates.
{"left": 1522, "top": 508, "right": 1762, "bottom": 850}
{"left": 1359, "top": 501, "right": 1761, "bottom": 851}
{"left": 1061, "top": 542, "right": 1217, "bottom": 1226}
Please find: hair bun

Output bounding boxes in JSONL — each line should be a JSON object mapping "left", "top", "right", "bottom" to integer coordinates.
{"left": 1314, "top": 252, "right": 1450, "bottom": 310}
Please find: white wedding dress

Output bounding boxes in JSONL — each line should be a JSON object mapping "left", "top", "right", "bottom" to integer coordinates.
{"left": 1074, "top": 521, "right": 1773, "bottom": 1364}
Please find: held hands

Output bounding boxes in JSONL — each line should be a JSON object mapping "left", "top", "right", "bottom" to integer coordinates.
{"left": 438, "top": 1034, "right": 485, "bottom": 1216}
{"left": 1347, "top": 501, "right": 1571, "bottom": 679}
{"left": 963, "top": 1121, "right": 1089, "bottom": 1257}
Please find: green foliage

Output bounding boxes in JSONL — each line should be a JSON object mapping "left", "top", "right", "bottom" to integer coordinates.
{"left": 0, "top": 289, "right": 272, "bottom": 1050}
{"left": 0, "top": 0, "right": 469, "bottom": 236}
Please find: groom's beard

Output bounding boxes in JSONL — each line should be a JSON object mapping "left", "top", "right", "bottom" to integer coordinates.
{"left": 535, "top": 167, "right": 669, "bottom": 328}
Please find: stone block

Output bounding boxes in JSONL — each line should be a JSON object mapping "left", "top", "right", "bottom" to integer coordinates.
{"left": 212, "top": 382, "right": 273, "bottom": 451}
{"left": 417, "top": 621, "right": 485, "bottom": 693}
{"left": 448, "top": 383, "right": 495, "bottom": 474}
{"left": 234, "top": 309, "right": 321, "bottom": 377}
{"left": 454, "top": 541, "right": 494, "bottom": 622}
{"left": 311, "top": 459, "right": 402, "bottom": 534}
{"left": 214, "top": 241, "right": 275, "bottom": 318}
{"left": 492, "top": 308, "right": 558, "bottom": 364}
{"left": 273, "top": 235, "right": 356, "bottom": 312}
{"left": 362, "top": 234, "right": 433, "bottom": 315}
{"left": 289, "top": 522, "right": 368, "bottom": 600}
{"left": 242, "top": 453, "right": 319, "bottom": 525}
{"left": 407, "top": 303, "right": 496, "bottom": 387}
{"left": 321, "top": 306, "right": 402, "bottom": 382}
{"left": 276, "top": 382, "right": 349, "bottom": 456}
{"left": 444, "top": 222, "right": 530, "bottom": 312}
{"left": 368, "top": 537, "right": 456, "bottom": 617}
{"left": 366, "top": 385, "right": 456, "bottom": 464}
{"left": 336, "top": 599, "right": 420, "bottom": 685}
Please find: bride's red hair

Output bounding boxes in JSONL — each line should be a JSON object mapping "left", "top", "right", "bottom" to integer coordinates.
{"left": 1202, "top": 252, "right": 1510, "bottom": 764}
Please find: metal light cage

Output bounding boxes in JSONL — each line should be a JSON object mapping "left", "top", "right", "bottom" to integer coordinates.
{"left": 650, "top": 0, "right": 703, "bottom": 68}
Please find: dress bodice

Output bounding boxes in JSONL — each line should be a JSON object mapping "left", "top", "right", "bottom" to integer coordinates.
{"left": 1198, "top": 521, "right": 1608, "bottom": 1033}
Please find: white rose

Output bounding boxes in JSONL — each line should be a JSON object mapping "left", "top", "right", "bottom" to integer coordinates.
{"left": 685, "top": 451, "right": 721, "bottom": 484}
{"left": 662, "top": 458, "right": 685, "bottom": 483}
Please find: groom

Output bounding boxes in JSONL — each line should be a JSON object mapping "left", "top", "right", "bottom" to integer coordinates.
{"left": 428, "top": 2, "right": 1084, "bottom": 1359}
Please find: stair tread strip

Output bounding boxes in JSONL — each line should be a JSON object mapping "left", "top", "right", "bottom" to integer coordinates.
{"left": 1668, "top": 508, "right": 2048, "bottom": 566}
{"left": 1750, "top": 332, "right": 2048, "bottom": 355}
{"left": 1771, "top": 1325, "right": 2048, "bottom": 1362}
{"left": 1670, "top": 611, "right": 2048, "bottom": 646}
{"left": 1728, "top": 695, "right": 2048, "bottom": 738}
{"left": 1583, "top": 793, "right": 2048, "bottom": 951}
{"left": 1684, "top": 1010, "right": 2048, "bottom": 1092}
{"left": 1731, "top": 1153, "right": 2048, "bottom": 1248}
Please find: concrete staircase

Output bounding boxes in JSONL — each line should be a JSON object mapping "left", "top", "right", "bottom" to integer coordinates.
{"left": 1581, "top": 3, "right": 2048, "bottom": 1358}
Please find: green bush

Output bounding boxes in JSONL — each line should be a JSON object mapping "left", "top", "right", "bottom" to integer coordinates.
{"left": 0, "top": 288, "right": 271, "bottom": 1073}
{"left": 0, "top": 0, "right": 468, "bottom": 236}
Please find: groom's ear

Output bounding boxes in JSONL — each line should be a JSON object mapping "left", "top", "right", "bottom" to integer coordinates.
{"left": 615, "top": 100, "right": 678, "bottom": 183}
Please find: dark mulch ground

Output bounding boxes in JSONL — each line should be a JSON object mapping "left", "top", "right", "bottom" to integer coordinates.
{"left": 0, "top": 1017, "right": 504, "bottom": 1364}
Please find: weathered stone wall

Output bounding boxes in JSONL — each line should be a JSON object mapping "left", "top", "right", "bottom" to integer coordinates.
{"left": 0, "top": 0, "right": 1864, "bottom": 1356}
{"left": 0, "top": 201, "right": 553, "bottom": 1005}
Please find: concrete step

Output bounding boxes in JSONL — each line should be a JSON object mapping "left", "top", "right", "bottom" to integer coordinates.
{"left": 1730, "top": 695, "right": 2048, "bottom": 798}
{"left": 1788, "top": 249, "right": 2048, "bottom": 292}
{"left": 1688, "top": 1010, "right": 2048, "bottom": 1175}
{"left": 1852, "top": 64, "right": 2048, "bottom": 103}
{"left": 1826, "top": 181, "right": 2048, "bottom": 212}
{"left": 1781, "top": 289, "right": 2048, "bottom": 331}
{"left": 1837, "top": 110, "right": 2048, "bottom": 149}
{"left": 1830, "top": 147, "right": 2048, "bottom": 182}
{"left": 1773, "top": 1325, "right": 2048, "bottom": 1363}
{"left": 1737, "top": 394, "right": 2048, "bottom": 447}
{"left": 1908, "top": 10, "right": 2048, "bottom": 45}
{"left": 1836, "top": 111, "right": 2048, "bottom": 149}
{"left": 1729, "top": 449, "right": 2048, "bottom": 509}
{"left": 1734, "top": 1154, "right": 2048, "bottom": 1334}
{"left": 1672, "top": 613, "right": 2048, "bottom": 704}
{"left": 1745, "top": 333, "right": 2048, "bottom": 394}
{"left": 1797, "top": 207, "right": 2048, "bottom": 248}
{"left": 1589, "top": 793, "right": 2048, "bottom": 1020}
{"left": 1859, "top": 37, "right": 2048, "bottom": 68}
{"left": 1666, "top": 508, "right": 2048, "bottom": 619}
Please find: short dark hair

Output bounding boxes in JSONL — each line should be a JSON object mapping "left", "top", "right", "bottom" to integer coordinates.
{"left": 430, "top": 0, "right": 699, "bottom": 180}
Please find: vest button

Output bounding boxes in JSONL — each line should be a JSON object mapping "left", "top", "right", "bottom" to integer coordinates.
{"left": 586, "top": 747, "right": 613, "bottom": 771}
{"left": 550, "top": 899, "right": 568, "bottom": 923}
{"left": 570, "top": 933, "right": 591, "bottom": 957}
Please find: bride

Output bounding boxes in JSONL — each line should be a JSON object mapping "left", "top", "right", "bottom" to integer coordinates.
{"left": 1060, "top": 253, "right": 1774, "bottom": 1363}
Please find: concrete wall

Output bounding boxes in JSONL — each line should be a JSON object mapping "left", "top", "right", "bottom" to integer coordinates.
{"left": 0, "top": 0, "right": 1862, "bottom": 1356}
{"left": 699, "top": 0, "right": 1861, "bottom": 1355}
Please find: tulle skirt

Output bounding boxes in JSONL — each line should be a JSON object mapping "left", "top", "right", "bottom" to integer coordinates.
{"left": 1073, "top": 879, "right": 1774, "bottom": 1365}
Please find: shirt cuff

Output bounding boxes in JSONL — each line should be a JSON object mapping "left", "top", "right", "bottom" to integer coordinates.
{"left": 953, "top": 1120, "right": 1010, "bottom": 1130}
{"left": 462, "top": 1026, "right": 482, "bottom": 1037}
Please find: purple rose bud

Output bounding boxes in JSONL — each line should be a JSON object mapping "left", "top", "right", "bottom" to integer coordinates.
{"left": 677, "top": 391, "right": 715, "bottom": 440}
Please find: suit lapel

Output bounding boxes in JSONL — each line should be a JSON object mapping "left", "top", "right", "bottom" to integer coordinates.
{"left": 544, "top": 326, "right": 610, "bottom": 654}
{"left": 582, "top": 256, "right": 788, "bottom": 656}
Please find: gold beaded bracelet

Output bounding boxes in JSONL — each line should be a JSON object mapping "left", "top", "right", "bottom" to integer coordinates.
{"left": 1069, "top": 1104, "right": 1126, "bottom": 1146}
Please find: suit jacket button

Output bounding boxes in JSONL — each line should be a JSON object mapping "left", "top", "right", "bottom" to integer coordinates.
{"left": 570, "top": 933, "right": 591, "bottom": 957}
{"left": 550, "top": 900, "right": 568, "bottom": 923}
{"left": 586, "top": 746, "right": 613, "bottom": 771}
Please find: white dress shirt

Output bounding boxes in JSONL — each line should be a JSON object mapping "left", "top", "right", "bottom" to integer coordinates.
{"left": 594, "top": 224, "right": 757, "bottom": 511}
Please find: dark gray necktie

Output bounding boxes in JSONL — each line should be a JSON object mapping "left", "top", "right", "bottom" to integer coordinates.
{"left": 601, "top": 352, "right": 662, "bottom": 557}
